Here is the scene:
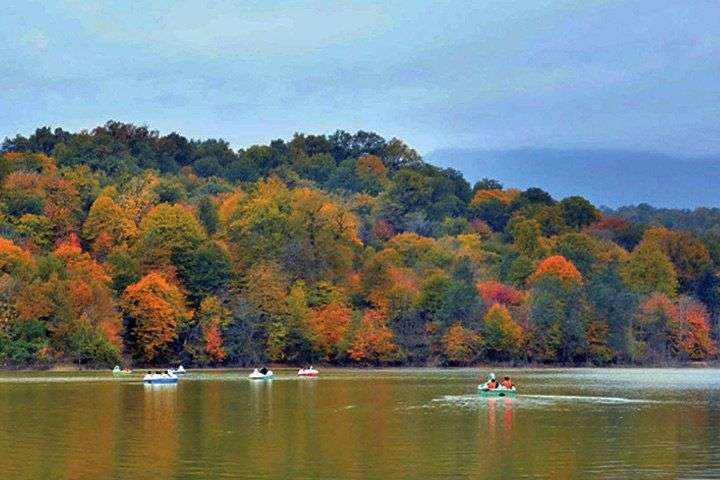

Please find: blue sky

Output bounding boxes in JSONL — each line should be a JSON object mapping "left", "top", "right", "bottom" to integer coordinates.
{"left": 1, "top": 1, "right": 719, "bottom": 156}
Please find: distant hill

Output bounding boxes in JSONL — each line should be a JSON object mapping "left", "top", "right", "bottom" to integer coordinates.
{"left": 425, "top": 148, "right": 720, "bottom": 208}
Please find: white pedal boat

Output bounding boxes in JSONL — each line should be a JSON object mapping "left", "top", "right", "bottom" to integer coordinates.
{"left": 249, "top": 368, "right": 274, "bottom": 380}
{"left": 298, "top": 367, "right": 319, "bottom": 377}
{"left": 143, "top": 370, "right": 179, "bottom": 384}
{"left": 168, "top": 365, "right": 187, "bottom": 375}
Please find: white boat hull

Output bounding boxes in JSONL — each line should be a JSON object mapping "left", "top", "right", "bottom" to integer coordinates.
{"left": 249, "top": 369, "right": 274, "bottom": 379}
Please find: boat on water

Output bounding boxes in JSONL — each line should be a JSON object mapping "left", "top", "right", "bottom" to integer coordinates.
{"left": 298, "top": 366, "right": 319, "bottom": 377}
{"left": 169, "top": 365, "right": 187, "bottom": 375}
{"left": 249, "top": 368, "right": 274, "bottom": 380}
{"left": 143, "top": 370, "right": 179, "bottom": 385}
{"left": 478, "top": 372, "right": 517, "bottom": 397}
{"left": 112, "top": 366, "right": 132, "bottom": 375}
{"left": 477, "top": 386, "right": 517, "bottom": 397}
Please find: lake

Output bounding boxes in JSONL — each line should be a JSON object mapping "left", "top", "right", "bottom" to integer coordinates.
{"left": 0, "top": 368, "right": 718, "bottom": 479}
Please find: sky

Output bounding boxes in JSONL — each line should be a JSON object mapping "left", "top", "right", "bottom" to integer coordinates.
{"left": 1, "top": 0, "right": 719, "bottom": 157}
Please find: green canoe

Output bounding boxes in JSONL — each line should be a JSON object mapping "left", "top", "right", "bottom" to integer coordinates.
{"left": 478, "top": 386, "right": 517, "bottom": 397}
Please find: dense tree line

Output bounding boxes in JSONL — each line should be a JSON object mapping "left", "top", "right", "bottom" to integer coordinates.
{"left": 0, "top": 121, "right": 719, "bottom": 367}
{"left": 606, "top": 203, "right": 720, "bottom": 237}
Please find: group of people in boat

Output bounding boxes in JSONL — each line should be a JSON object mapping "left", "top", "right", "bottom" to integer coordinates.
{"left": 482, "top": 373, "right": 514, "bottom": 390}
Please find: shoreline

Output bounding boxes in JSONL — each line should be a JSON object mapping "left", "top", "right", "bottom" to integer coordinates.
{"left": 2, "top": 361, "right": 720, "bottom": 372}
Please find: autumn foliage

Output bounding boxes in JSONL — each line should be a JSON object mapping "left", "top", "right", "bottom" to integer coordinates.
{"left": 348, "top": 309, "right": 398, "bottom": 363}
{"left": 442, "top": 322, "right": 482, "bottom": 365}
{"left": 122, "top": 272, "right": 191, "bottom": 363}
{"left": 483, "top": 304, "right": 524, "bottom": 360}
{"left": 308, "top": 303, "right": 352, "bottom": 360}
{"left": 476, "top": 281, "right": 525, "bottom": 306}
{"left": 529, "top": 255, "right": 583, "bottom": 285}
{"left": 0, "top": 122, "right": 718, "bottom": 367}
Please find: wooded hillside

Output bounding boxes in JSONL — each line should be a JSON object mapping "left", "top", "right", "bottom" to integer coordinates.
{"left": 1, "top": 122, "right": 718, "bottom": 367}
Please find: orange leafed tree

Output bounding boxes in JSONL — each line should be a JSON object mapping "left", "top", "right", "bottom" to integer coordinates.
{"left": 41, "top": 176, "right": 82, "bottom": 237}
{"left": 53, "top": 240, "right": 123, "bottom": 348}
{"left": 356, "top": 154, "right": 387, "bottom": 179}
{"left": 529, "top": 255, "right": 583, "bottom": 285}
{"left": 442, "top": 322, "right": 482, "bottom": 365}
{"left": 348, "top": 308, "right": 398, "bottom": 363}
{"left": 197, "top": 296, "right": 229, "bottom": 363}
{"left": 123, "top": 272, "right": 192, "bottom": 362}
{"left": 14, "top": 280, "right": 54, "bottom": 322}
{"left": 469, "top": 188, "right": 520, "bottom": 208}
{"left": 308, "top": 303, "right": 352, "bottom": 359}
{"left": 0, "top": 237, "right": 35, "bottom": 276}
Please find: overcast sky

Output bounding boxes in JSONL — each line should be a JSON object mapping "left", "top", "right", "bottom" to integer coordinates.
{"left": 2, "top": 1, "right": 719, "bottom": 156}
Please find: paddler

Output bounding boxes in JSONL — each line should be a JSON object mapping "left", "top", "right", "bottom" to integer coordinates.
{"left": 484, "top": 373, "right": 499, "bottom": 389}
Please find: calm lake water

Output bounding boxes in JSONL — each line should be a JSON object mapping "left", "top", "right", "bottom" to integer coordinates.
{"left": 0, "top": 368, "right": 719, "bottom": 479}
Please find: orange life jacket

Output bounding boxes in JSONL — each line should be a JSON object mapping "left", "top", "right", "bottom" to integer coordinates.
{"left": 502, "top": 380, "right": 513, "bottom": 388}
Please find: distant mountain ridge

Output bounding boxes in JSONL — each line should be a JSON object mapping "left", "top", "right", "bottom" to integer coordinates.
{"left": 425, "top": 147, "right": 720, "bottom": 209}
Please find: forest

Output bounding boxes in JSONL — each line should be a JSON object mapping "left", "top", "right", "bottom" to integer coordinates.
{"left": 607, "top": 204, "right": 720, "bottom": 236}
{"left": 1, "top": 121, "right": 719, "bottom": 368}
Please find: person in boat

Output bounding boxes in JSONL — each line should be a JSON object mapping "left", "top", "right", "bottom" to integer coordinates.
{"left": 487, "top": 378, "right": 499, "bottom": 389}
{"left": 259, "top": 367, "right": 268, "bottom": 375}
{"left": 501, "top": 376, "right": 513, "bottom": 389}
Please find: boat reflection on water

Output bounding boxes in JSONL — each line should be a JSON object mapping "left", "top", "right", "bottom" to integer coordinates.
{"left": 486, "top": 397, "right": 514, "bottom": 434}
{"left": 249, "top": 373, "right": 274, "bottom": 420}
{"left": 503, "top": 398, "right": 513, "bottom": 433}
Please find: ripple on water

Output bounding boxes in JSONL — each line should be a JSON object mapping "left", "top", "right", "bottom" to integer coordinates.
{"left": 422, "top": 393, "right": 664, "bottom": 411}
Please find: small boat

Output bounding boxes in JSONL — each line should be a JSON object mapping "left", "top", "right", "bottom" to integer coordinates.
{"left": 249, "top": 368, "right": 274, "bottom": 380}
{"left": 168, "top": 365, "right": 187, "bottom": 375}
{"left": 477, "top": 386, "right": 517, "bottom": 397}
{"left": 298, "top": 366, "right": 319, "bottom": 377}
{"left": 477, "top": 372, "right": 516, "bottom": 397}
{"left": 112, "top": 366, "right": 132, "bottom": 375}
{"left": 143, "top": 370, "right": 179, "bottom": 385}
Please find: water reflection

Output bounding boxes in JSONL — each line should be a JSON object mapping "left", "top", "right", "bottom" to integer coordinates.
{"left": 1, "top": 369, "right": 720, "bottom": 479}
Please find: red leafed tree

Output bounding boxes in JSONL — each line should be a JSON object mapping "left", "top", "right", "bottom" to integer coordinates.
{"left": 669, "top": 298, "right": 717, "bottom": 360}
{"left": 476, "top": 280, "right": 525, "bottom": 306}
{"left": 204, "top": 323, "right": 227, "bottom": 362}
